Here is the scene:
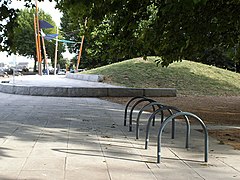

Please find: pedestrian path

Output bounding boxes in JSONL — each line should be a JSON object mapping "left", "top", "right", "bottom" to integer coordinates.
{"left": 0, "top": 92, "right": 239, "bottom": 179}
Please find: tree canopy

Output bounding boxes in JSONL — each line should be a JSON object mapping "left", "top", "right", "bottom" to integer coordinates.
{"left": 1, "top": 0, "right": 240, "bottom": 71}
{"left": 55, "top": 0, "right": 240, "bottom": 71}
{"left": 0, "top": 0, "right": 18, "bottom": 51}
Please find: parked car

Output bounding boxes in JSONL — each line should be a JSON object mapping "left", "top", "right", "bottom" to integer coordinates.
{"left": 57, "top": 69, "right": 66, "bottom": 75}
{"left": 16, "top": 62, "right": 29, "bottom": 72}
{"left": 48, "top": 66, "right": 55, "bottom": 74}
{"left": 70, "top": 69, "right": 85, "bottom": 73}
{"left": 0, "top": 68, "right": 8, "bottom": 77}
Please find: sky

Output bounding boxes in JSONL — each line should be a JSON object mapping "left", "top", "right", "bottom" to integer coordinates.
{"left": 10, "top": 0, "right": 62, "bottom": 27}
{"left": 0, "top": 0, "right": 74, "bottom": 64}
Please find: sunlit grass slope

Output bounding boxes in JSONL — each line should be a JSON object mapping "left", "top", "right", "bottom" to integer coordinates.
{"left": 83, "top": 57, "right": 240, "bottom": 96}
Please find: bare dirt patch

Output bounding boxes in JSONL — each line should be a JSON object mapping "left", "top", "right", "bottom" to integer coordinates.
{"left": 207, "top": 129, "right": 240, "bottom": 150}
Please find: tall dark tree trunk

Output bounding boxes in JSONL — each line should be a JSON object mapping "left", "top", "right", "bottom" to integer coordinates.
{"left": 34, "top": 58, "right": 37, "bottom": 72}
{"left": 236, "top": 62, "right": 240, "bottom": 73}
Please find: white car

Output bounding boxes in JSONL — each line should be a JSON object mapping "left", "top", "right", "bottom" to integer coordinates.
{"left": 0, "top": 68, "right": 8, "bottom": 77}
{"left": 57, "top": 69, "right": 66, "bottom": 75}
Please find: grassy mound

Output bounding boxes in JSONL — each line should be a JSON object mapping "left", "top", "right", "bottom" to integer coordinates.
{"left": 83, "top": 57, "right": 240, "bottom": 96}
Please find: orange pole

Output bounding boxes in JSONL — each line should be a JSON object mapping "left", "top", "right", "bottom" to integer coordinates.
{"left": 76, "top": 18, "right": 87, "bottom": 72}
{"left": 35, "top": 0, "right": 42, "bottom": 75}
{"left": 76, "top": 35, "right": 85, "bottom": 72}
{"left": 34, "top": 14, "right": 39, "bottom": 66}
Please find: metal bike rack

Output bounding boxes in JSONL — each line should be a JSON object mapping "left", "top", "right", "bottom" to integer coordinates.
{"left": 128, "top": 97, "right": 157, "bottom": 132}
{"left": 157, "top": 112, "right": 208, "bottom": 163}
{"left": 136, "top": 101, "right": 164, "bottom": 139}
{"left": 145, "top": 106, "right": 190, "bottom": 150}
{"left": 124, "top": 96, "right": 146, "bottom": 126}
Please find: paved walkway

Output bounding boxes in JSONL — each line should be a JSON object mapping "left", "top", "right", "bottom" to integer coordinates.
{"left": 3, "top": 75, "right": 118, "bottom": 87}
{"left": 0, "top": 91, "right": 239, "bottom": 179}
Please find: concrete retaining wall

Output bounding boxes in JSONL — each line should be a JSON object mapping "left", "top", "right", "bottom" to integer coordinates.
{"left": 66, "top": 73, "right": 104, "bottom": 82}
{"left": 0, "top": 83, "right": 176, "bottom": 97}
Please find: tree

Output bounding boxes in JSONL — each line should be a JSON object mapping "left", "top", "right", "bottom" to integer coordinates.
{"left": 1, "top": 0, "right": 240, "bottom": 72}
{"left": 0, "top": 0, "right": 18, "bottom": 51}
{"left": 56, "top": 0, "right": 240, "bottom": 72}
{"left": 10, "top": 8, "right": 65, "bottom": 71}
{"left": 0, "top": 0, "right": 37, "bottom": 51}
{"left": 59, "top": 1, "right": 150, "bottom": 68}
{"left": 60, "top": 12, "right": 115, "bottom": 68}
{"left": 58, "top": 57, "right": 69, "bottom": 69}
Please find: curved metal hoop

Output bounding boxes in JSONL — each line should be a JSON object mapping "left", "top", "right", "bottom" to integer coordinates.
{"left": 128, "top": 98, "right": 157, "bottom": 132}
{"left": 135, "top": 102, "right": 164, "bottom": 139}
{"left": 145, "top": 106, "right": 190, "bottom": 149}
{"left": 124, "top": 96, "right": 145, "bottom": 126}
{"left": 157, "top": 112, "right": 208, "bottom": 163}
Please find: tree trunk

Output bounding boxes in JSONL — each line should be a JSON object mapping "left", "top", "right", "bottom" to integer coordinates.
{"left": 34, "top": 58, "right": 37, "bottom": 72}
{"left": 236, "top": 62, "right": 240, "bottom": 73}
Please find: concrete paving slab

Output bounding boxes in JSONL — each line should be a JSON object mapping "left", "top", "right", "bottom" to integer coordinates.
{"left": 29, "top": 147, "right": 68, "bottom": 158}
{"left": 0, "top": 92, "right": 239, "bottom": 179}
{"left": 0, "top": 157, "right": 26, "bottom": 171}
{"left": 22, "top": 157, "right": 65, "bottom": 171}
{"left": 0, "top": 171, "right": 20, "bottom": 180}
{"left": 2, "top": 139, "right": 37, "bottom": 148}
{"left": 65, "top": 168, "right": 110, "bottom": 180}
{"left": 66, "top": 156, "right": 106, "bottom": 170}
{"left": 147, "top": 165, "right": 203, "bottom": 180}
{"left": 18, "top": 170, "right": 64, "bottom": 180}
{"left": 0, "top": 146, "right": 32, "bottom": 158}
{"left": 105, "top": 158, "right": 157, "bottom": 180}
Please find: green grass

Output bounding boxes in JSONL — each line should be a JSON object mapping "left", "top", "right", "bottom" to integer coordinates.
{"left": 82, "top": 57, "right": 240, "bottom": 96}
